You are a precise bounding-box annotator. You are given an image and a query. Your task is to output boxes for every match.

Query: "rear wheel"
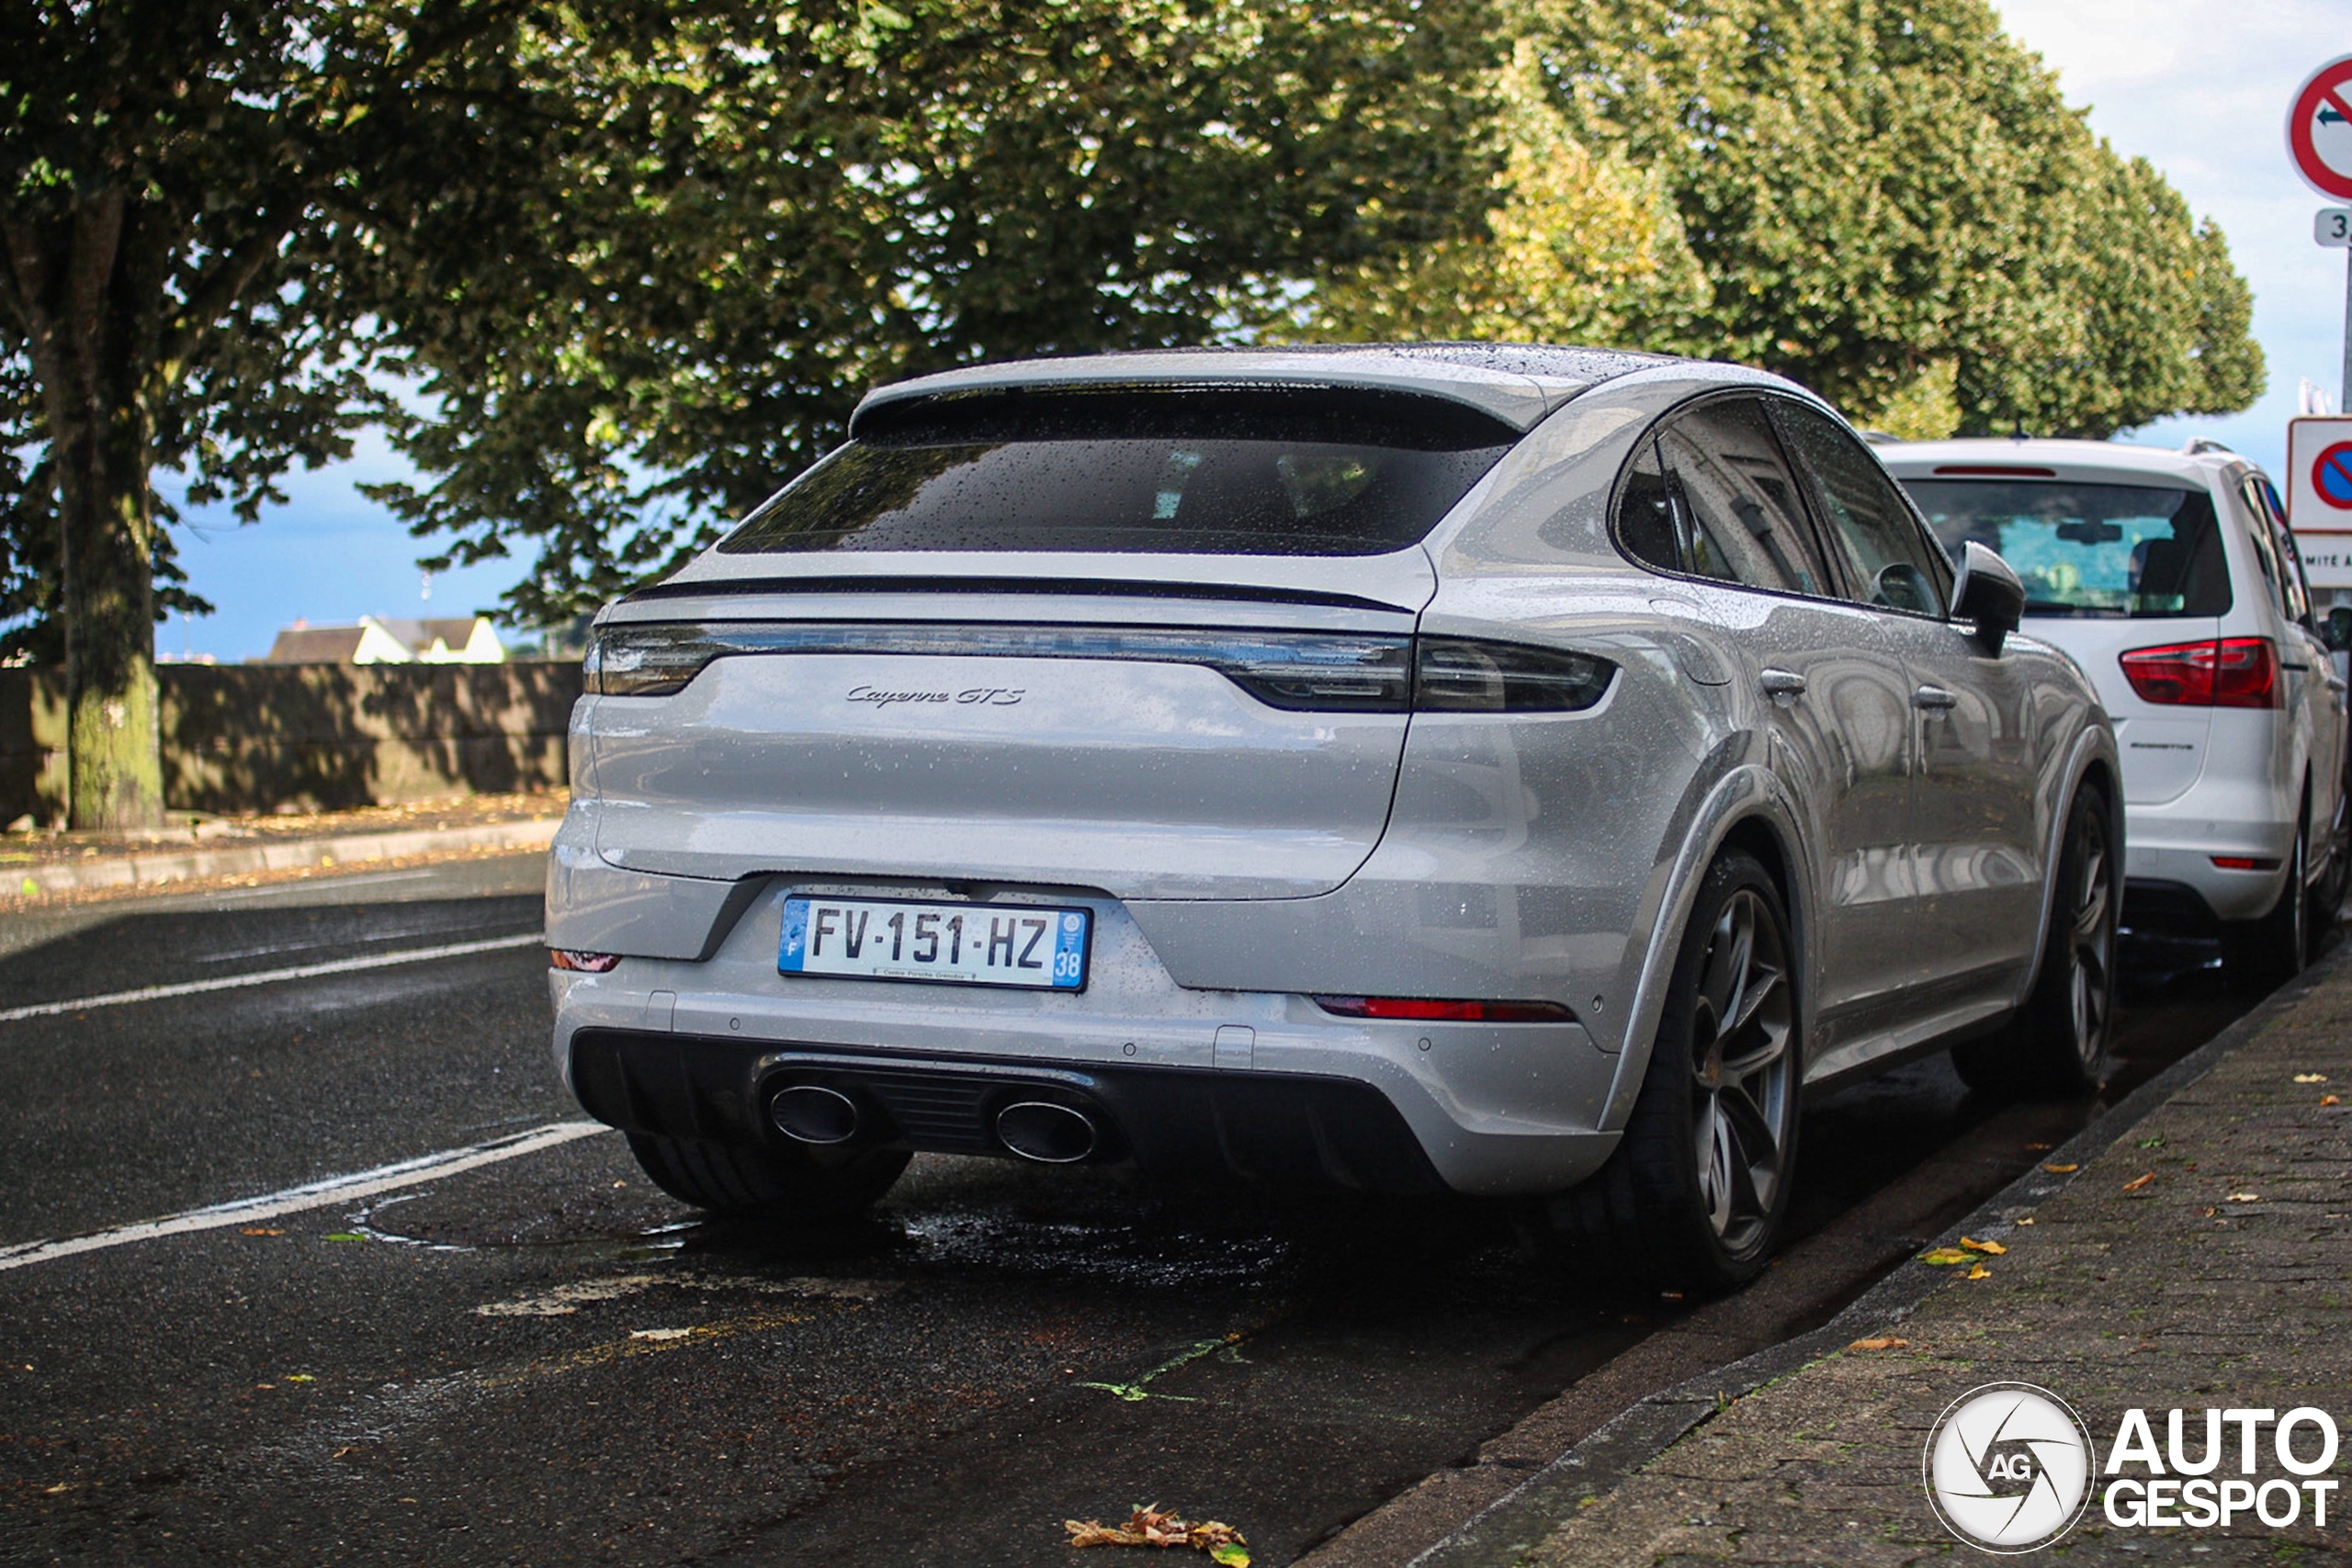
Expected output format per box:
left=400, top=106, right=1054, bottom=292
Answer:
left=1537, top=851, right=1799, bottom=1293
left=626, top=1133, right=910, bottom=1221
left=2222, top=807, right=2309, bottom=987
left=1953, top=786, right=2115, bottom=1098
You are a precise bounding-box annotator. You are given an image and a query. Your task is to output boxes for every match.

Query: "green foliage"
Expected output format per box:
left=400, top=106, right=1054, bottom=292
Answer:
left=363, top=0, right=1504, bottom=624
left=1281, top=0, right=2263, bottom=441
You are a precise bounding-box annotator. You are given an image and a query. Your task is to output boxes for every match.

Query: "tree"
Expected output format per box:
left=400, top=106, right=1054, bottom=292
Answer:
left=0, top=0, right=616, bottom=829
left=2, top=2, right=1500, bottom=827
left=366, top=0, right=1501, bottom=626
left=1281, top=0, right=2263, bottom=440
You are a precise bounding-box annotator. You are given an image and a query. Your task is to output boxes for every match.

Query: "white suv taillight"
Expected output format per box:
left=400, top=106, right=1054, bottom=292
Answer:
left=2117, top=637, right=2279, bottom=709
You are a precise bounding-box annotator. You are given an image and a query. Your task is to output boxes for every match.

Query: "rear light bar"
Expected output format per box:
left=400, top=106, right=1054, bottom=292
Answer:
left=2117, top=637, right=2280, bottom=709
left=2210, top=856, right=2281, bottom=872
left=1313, top=996, right=1577, bottom=1021
left=1930, top=464, right=2058, bottom=477
left=584, top=623, right=1615, bottom=714
left=549, top=950, right=622, bottom=972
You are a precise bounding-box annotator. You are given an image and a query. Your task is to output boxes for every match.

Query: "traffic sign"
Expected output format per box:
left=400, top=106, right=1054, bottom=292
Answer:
left=2317, top=442, right=2352, bottom=510
left=2322, top=209, right=2352, bottom=248
left=2289, top=55, right=2352, bottom=199
left=2288, top=418, right=2352, bottom=532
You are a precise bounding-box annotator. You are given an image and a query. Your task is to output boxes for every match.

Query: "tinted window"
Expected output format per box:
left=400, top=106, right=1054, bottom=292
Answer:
left=1771, top=402, right=1951, bottom=615
left=718, top=389, right=1515, bottom=558
left=1903, top=479, right=2228, bottom=617
left=1624, top=399, right=1833, bottom=595
left=2245, top=476, right=2312, bottom=624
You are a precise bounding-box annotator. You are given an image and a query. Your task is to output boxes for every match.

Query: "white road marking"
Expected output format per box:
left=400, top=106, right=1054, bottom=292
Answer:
left=0, top=1120, right=610, bottom=1273
left=0, top=931, right=545, bottom=1023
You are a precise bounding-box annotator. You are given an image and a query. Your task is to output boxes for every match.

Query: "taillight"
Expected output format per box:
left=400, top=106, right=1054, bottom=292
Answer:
left=1412, top=638, right=1614, bottom=713
left=2118, top=638, right=2279, bottom=708
left=1313, top=996, right=1577, bottom=1021
left=583, top=622, right=1616, bottom=713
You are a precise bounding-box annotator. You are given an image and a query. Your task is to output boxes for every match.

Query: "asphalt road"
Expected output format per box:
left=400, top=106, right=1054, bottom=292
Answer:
left=0, top=857, right=2261, bottom=1566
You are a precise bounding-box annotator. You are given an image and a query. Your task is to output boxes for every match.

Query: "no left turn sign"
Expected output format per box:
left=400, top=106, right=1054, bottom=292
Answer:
left=2289, top=54, right=2352, bottom=200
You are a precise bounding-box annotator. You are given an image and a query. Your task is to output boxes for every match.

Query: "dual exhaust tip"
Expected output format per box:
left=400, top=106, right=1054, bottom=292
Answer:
left=767, top=1083, right=1099, bottom=1165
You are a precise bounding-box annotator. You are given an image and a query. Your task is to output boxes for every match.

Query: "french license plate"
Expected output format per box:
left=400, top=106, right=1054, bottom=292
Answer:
left=778, top=897, right=1091, bottom=991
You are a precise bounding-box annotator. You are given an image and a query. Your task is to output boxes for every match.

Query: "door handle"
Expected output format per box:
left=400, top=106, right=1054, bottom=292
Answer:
left=1913, top=685, right=1958, bottom=713
left=1758, top=669, right=1807, bottom=706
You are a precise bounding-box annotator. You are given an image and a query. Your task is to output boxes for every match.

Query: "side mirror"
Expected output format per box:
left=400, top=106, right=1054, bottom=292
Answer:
left=1951, top=540, right=2025, bottom=655
left=2325, top=605, right=2352, bottom=653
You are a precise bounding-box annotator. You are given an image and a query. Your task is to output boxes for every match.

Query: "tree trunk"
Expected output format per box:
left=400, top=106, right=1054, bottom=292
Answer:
left=3, top=190, right=167, bottom=833
left=59, top=413, right=164, bottom=834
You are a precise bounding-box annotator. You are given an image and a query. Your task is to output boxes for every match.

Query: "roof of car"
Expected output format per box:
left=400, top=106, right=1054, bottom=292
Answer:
left=1875, top=436, right=2253, bottom=488
left=852, top=344, right=1688, bottom=434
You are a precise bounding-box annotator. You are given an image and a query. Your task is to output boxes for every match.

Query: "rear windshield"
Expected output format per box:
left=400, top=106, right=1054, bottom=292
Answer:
left=1899, top=479, right=2230, bottom=617
left=718, top=388, right=1517, bottom=557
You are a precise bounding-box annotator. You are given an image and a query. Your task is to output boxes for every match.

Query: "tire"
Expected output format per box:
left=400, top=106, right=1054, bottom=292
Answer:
left=2222, top=807, right=2309, bottom=988
left=1952, top=786, right=2117, bottom=1098
left=626, top=1132, right=910, bottom=1221
left=1537, top=851, right=1801, bottom=1293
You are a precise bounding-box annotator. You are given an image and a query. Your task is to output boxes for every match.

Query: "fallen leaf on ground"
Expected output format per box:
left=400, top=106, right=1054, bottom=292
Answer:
left=2025, top=1142, right=2052, bottom=1151
left=2295, top=1073, right=2330, bottom=1084
left=2226, top=1192, right=2260, bottom=1202
left=240, top=1227, right=282, bottom=1236
left=322, top=1232, right=364, bottom=1242
left=285, top=1373, right=314, bottom=1382
left=1918, top=1247, right=1971, bottom=1266
left=2042, top=1163, right=2079, bottom=1173
left=2121, top=1172, right=2157, bottom=1191
left=2324, top=1096, right=2342, bottom=1107
left=628, top=1327, right=693, bottom=1342
left=1960, top=1236, right=2007, bottom=1255
left=1848, top=1337, right=1911, bottom=1351
left=1066, top=1506, right=1247, bottom=1562
left=2017, top=1217, right=2035, bottom=1225
left=1966, top=1264, right=1992, bottom=1280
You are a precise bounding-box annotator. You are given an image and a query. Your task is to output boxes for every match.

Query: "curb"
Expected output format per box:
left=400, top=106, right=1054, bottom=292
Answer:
left=1407, top=953, right=2339, bottom=1568
left=7, top=817, right=561, bottom=898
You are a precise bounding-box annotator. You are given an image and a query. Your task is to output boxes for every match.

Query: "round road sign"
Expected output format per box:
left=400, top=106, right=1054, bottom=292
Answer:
left=2314, top=442, right=2352, bottom=511
left=2289, top=55, right=2352, bottom=200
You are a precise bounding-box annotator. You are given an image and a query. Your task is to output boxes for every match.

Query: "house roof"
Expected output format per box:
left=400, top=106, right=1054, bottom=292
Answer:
left=264, top=626, right=368, bottom=664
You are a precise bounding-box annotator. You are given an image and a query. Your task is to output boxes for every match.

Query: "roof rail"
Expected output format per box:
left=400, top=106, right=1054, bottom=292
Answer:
left=2180, top=437, right=2236, bottom=457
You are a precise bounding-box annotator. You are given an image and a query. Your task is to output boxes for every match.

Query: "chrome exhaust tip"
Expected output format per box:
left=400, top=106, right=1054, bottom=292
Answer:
left=769, top=1084, right=862, bottom=1145
left=994, top=1100, right=1099, bottom=1164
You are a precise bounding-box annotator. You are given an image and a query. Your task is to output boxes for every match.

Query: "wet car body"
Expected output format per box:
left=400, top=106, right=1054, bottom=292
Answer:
left=546, top=345, right=2119, bottom=1280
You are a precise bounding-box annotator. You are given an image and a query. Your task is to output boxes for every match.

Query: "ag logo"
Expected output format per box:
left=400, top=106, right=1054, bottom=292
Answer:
left=1923, top=1382, right=2096, bottom=1552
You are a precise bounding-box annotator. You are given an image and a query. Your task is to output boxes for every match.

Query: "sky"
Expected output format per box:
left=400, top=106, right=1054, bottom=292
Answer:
left=155, top=4, right=2352, bottom=662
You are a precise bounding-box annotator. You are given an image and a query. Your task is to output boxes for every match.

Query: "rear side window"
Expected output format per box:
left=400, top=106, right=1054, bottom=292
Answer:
left=1618, top=398, right=1833, bottom=597
left=1902, top=479, right=2231, bottom=618
left=1770, top=401, right=1951, bottom=615
left=718, top=388, right=1517, bottom=558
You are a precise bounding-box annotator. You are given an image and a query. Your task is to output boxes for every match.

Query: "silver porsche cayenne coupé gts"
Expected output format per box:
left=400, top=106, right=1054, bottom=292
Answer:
left=547, top=344, right=2121, bottom=1290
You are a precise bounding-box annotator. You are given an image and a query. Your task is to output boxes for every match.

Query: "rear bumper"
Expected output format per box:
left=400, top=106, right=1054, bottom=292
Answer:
left=2120, top=783, right=2296, bottom=925
left=571, top=1028, right=1455, bottom=1195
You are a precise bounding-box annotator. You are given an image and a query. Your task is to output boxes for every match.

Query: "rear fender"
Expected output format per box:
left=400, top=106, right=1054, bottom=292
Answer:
left=1596, top=765, right=1818, bottom=1134
left=2010, top=722, right=2126, bottom=1008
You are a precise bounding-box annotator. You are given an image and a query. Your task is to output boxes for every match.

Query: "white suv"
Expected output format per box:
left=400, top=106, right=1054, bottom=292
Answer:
left=1883, top=438, right=2348, bottom=980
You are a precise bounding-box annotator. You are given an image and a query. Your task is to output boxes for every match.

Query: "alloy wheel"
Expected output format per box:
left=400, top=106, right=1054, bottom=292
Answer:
left=1687, top=888, right=1795, bottom=1254
left=2067, top=818, right=2115, bottom=1068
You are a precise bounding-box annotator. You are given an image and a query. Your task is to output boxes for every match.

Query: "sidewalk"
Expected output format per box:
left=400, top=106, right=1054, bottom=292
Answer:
left=1422, top=955, right=2352, bottom=1566
left=0, top=791, right=566, bottom=902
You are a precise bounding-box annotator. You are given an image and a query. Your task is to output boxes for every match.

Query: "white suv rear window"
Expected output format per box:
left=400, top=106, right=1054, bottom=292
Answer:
left=1901, top=479, right=2229, bottom=617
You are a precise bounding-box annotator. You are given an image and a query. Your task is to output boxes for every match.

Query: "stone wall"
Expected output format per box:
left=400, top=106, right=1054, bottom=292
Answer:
left=0, top=661, right=582, bottom=822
